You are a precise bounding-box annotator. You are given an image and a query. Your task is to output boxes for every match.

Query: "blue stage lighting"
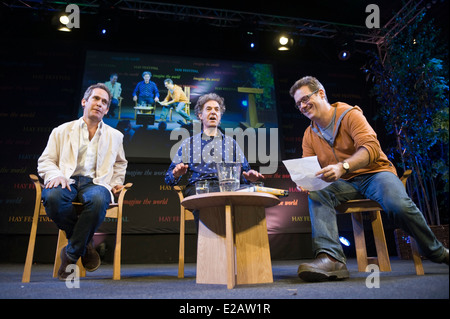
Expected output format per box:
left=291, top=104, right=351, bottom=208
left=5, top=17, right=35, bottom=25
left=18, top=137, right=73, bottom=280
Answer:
left=339, top=236, right=350, bottom=246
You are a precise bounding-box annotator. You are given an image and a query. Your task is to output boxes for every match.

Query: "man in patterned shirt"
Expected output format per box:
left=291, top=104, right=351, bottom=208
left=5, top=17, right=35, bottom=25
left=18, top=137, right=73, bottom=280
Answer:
left=165, top=93, right=263, bottom=202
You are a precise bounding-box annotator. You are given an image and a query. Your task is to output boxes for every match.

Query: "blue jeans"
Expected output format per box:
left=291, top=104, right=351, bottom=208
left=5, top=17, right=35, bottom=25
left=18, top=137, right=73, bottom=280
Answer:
left=42, top=176, right=111, bottom=261
left=160, top=102, right=191, bottom=122
left=308, top=171, right=444, bottom=264
left=137, top=96, right=154, bottom=106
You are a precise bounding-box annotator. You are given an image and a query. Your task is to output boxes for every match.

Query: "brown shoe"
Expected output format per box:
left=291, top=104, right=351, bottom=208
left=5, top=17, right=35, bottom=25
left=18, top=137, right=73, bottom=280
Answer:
left=58, top=246, right=77, bottom=281
left=298, top=253, right=349, bottom=282
left=81, top=242, right=101, bottom=272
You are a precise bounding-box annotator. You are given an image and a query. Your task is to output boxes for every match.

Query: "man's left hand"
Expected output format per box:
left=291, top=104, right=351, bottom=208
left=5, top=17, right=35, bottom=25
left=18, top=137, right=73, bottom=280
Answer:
left=243, top=170, right=265, bottom=183
left=112, top=185, right=125, bottom=196
left=316, top=164, right=344, bottom=182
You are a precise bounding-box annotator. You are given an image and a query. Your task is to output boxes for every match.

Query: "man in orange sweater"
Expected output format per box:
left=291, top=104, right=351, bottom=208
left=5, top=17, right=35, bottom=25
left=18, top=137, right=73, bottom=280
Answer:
left=159, top=78, right=192, bottom=124
left=290, top=76, right=448, bottom=282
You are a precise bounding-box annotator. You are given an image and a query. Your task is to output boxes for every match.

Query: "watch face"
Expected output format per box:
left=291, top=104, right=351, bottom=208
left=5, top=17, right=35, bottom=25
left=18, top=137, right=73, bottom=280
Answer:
left=343, top=162, right=350, bottom=170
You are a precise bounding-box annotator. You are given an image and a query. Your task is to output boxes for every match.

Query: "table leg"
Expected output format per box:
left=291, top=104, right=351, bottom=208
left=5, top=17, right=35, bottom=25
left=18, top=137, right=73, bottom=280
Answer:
left=225, top=204, right=236, bottom=289
left=235, top=206, right=273, bottom=285
left=196, top=207, right=228, bottom=285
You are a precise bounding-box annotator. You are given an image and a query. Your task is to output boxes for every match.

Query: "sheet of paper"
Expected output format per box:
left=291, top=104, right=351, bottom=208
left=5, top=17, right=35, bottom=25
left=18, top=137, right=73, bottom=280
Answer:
left=282, top=156, right=332, bottom=191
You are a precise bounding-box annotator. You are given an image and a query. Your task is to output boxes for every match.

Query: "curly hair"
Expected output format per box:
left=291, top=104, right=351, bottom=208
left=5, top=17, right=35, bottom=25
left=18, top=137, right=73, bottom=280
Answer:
left=194, top=93, right=226, bottom=119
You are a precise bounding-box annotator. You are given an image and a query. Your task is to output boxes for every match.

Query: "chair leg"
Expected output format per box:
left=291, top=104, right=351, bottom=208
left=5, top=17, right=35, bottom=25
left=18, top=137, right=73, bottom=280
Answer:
left=351, top=212, right=369, bottom=272
left=370, top=211, right=391, bottom=272
left=22, top=202, right=41, bottom=283
left=53, top=230, right=67, bottom=278
left=178, top=210, right=186, bottom=279
left=410, top=237, right=425, bottom=275
left=53, top=230, right=85, bottom=278
left=113, top=211, right=123, bottom=280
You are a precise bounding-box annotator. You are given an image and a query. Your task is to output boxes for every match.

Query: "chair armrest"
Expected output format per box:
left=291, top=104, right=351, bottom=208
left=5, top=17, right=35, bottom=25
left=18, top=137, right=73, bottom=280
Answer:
left=29, top=174, right=44, bottom=192
left=173, top=185, right=185, bottom=202
left=116, top=183, right=133, bottom=206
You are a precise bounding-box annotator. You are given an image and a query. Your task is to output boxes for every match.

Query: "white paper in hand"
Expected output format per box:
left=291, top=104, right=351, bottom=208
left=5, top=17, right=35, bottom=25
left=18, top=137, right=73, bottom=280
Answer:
left=282, top=156, right=332, bottom=191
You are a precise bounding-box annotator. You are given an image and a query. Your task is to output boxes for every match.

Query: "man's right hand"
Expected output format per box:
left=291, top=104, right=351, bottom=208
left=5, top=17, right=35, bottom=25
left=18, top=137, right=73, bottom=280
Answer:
left=172, top=163, right=188, bottom=179
left=45, top=176, right=71, bottom=191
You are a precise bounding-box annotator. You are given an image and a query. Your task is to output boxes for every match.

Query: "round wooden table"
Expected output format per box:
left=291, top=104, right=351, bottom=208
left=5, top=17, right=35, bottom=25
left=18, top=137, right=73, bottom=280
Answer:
left=182, top=192, right=280, bottom=289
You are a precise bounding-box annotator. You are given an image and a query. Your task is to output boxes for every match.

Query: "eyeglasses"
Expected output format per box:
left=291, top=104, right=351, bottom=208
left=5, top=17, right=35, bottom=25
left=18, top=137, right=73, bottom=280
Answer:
left=295, top=89, right=319, bottom=110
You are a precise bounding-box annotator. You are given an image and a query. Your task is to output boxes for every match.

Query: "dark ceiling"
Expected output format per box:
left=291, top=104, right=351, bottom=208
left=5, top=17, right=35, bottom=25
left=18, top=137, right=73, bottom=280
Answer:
left=1, top=0, right=448, bottom=63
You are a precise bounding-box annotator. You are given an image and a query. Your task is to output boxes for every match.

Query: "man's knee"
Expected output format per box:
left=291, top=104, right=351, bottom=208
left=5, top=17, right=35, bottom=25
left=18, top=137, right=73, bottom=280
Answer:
left=42, top=186, right=71, bottom=205
left=81, top=186, right=111, bottom=211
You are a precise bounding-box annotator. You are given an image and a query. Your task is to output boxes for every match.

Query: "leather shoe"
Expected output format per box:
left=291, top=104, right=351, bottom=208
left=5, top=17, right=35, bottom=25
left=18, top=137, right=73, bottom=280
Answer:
left=445, top=248, right=449, bottom=266
left=298, top=253, right=349, bottom=282
left=58, top=246, right=77, bottom=281
left=81, top=242, right=101, bottom=272
left=438, top=248, right=448, bottom=266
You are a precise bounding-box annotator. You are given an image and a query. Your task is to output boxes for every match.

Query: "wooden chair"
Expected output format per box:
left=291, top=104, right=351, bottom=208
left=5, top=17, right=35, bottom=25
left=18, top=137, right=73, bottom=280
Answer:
left=173, top=185, right=195, bottom=278
left=335, top=170, right=424, bottom=275
left=169, top=86, right=191, bottom=122
left=22, top=174, right=132, bottom=283
left=117, top=96, right=124, bottom=119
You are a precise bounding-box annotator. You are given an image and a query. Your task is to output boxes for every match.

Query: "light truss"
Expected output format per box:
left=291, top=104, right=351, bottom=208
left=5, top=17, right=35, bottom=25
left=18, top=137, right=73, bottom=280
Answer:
left=3, top=0, right=426, bottom=50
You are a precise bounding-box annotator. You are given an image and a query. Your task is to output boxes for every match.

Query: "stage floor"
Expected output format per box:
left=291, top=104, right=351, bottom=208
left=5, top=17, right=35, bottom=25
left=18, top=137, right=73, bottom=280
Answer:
left=1, top=258, right=448, bottom=300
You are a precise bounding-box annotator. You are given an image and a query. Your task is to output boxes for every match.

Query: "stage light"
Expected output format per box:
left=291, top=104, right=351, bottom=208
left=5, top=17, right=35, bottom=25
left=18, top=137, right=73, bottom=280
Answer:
left=334, top=32, right=354, bottom=61
left=242, top=30, right=259, bottom=50
left=338, top=50, right=351, bottom=61
left=52, top=12, right=72, bottom=32
left=58, top=26, right=72, bottom=32
left=276, top=34, right=293, bottom=51
left=339, top=236, right=351, bottom=247
left=59, top=15, right=70, bottom=25
left=279, top=36, right=289, bottom=46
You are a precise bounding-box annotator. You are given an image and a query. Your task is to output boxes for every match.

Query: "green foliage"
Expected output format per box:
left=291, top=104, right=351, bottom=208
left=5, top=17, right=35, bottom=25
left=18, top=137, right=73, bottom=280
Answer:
left=249, top=64, right=275, bottom=110
left=364, top=13, right=449, bottom=224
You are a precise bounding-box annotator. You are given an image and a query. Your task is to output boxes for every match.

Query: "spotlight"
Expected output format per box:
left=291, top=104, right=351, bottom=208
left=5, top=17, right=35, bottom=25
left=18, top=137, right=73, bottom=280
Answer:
left=334, top=32, right=355, bottom=61
left=59, top=15, right=70, bottom=25
left=338, top=50, right=351, bottom=61
left=58, top=26, right=72, bottom=32
left=279, top=36, right=289, bottom=45
left=276, top=34, right=293, bottom=51
left=52, top=12, right=72, bottom=32
left=242, top=30, right=259, bottom=50
left=339, top=236, right=351, bottom=247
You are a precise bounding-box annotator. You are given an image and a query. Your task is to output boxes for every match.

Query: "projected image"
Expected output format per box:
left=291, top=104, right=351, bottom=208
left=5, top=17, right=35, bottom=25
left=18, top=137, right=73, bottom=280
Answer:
left=79, top=50, right=279, bottom=161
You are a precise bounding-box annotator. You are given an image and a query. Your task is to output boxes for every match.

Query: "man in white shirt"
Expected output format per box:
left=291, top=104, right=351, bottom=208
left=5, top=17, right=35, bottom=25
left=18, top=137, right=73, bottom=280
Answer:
left=38, top=83, right=128, bottom=280
left=104, top=73, right=122, bottom=118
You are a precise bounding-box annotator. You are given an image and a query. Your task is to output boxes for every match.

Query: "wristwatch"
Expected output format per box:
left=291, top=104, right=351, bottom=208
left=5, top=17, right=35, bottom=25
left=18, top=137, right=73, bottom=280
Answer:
left=342, top=160, right=350, bottom=173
